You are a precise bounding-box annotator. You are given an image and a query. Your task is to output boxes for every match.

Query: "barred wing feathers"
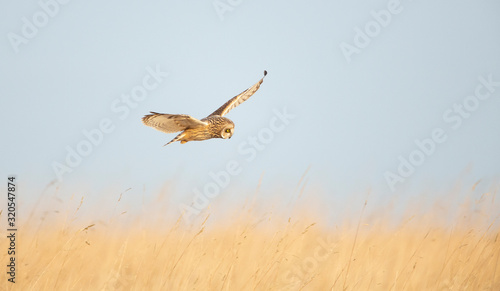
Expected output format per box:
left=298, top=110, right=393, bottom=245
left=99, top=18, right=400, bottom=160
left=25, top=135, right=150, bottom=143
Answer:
left=142, top=112, right=207, bottom=133
left=209, top=70, right=267, bottom=117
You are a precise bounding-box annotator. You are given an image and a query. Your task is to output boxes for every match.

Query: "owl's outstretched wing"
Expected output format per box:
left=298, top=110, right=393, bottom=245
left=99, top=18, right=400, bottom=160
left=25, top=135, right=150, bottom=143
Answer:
left=142, top=112, right=207, bottom=133
left=209, top=70, right=267, bottom=117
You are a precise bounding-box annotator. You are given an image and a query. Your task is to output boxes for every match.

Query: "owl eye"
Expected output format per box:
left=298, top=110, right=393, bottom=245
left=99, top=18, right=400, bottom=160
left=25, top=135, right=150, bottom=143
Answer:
left=225, top=129, right=231, bottom=133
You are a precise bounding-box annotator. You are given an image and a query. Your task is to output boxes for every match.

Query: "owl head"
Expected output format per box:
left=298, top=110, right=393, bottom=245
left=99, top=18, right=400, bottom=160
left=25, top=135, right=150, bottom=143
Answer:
left=219, top=118, right=235, bottom=139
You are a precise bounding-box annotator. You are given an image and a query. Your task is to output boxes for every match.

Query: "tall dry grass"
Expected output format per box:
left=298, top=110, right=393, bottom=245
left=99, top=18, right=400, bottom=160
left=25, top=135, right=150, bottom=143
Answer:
left=1, top=183, right=499, bottom=291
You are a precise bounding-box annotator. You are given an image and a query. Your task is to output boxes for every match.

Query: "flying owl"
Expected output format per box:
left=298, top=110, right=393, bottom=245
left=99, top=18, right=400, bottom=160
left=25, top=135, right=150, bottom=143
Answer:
left=142, top=70, right=267, bottom=146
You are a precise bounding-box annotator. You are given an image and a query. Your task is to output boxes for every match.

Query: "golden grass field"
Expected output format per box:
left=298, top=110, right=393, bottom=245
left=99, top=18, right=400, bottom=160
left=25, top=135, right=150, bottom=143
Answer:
left=2, top=182, right=499, bottom=291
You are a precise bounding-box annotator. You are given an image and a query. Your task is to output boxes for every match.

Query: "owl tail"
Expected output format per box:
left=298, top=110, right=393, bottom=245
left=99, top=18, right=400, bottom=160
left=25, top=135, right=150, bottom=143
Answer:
left=163, top=133, right=184, bottom=146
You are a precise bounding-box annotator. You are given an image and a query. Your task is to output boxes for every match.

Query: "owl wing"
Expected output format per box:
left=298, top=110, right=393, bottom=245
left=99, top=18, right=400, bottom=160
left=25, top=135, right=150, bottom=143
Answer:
left=142, top=112, right=207, bottom=133
left=208, top=70, right=267, bottom=117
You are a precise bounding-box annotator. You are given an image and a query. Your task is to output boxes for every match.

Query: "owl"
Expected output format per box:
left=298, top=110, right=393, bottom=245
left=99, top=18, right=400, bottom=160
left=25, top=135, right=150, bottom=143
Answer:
left=142, top=70, right=267, bottom=146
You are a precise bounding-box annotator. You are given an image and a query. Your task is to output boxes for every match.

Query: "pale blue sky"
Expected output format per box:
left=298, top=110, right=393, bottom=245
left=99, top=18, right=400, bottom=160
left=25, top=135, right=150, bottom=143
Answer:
left=1, top=0, right=500, bottom=216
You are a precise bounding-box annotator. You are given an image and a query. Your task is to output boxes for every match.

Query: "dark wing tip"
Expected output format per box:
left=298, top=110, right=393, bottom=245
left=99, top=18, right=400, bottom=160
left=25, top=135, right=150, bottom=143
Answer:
left=142, top=111, right=162, bottom=124
left=264, top=70, right=268, bottom=76
left=141, top=114, right=150, bottom=124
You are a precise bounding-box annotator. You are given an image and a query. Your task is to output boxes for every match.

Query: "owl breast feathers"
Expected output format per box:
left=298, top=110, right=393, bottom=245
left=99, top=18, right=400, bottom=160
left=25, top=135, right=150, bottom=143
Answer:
left=142, top=70, right=267, bottom=146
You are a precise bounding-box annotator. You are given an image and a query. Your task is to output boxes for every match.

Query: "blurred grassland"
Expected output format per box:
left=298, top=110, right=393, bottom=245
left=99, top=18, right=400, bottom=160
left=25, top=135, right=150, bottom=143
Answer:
left=1, top=183, right=499, bottom=291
